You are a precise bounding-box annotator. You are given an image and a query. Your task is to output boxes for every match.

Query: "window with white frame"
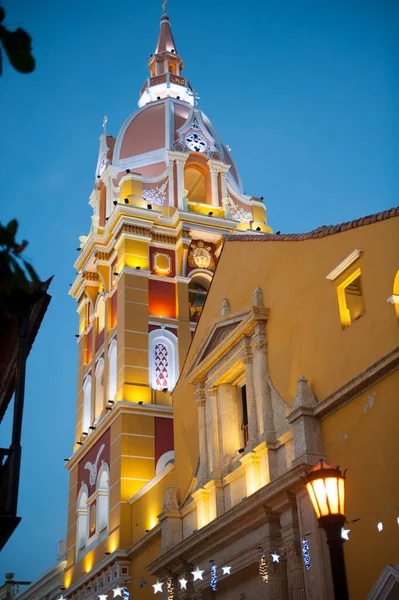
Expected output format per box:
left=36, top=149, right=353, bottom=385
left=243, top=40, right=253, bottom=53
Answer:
left=94, top=359, right=105, bottom=420
left=96, top=463, right=109, bottom=534
left=82, top=376, right=92, bottom=433
left=149, top=329, right=178, bottom=391
left=108, top=339, right=117, bottom=402
left=76, top=484, right=88, bottom=555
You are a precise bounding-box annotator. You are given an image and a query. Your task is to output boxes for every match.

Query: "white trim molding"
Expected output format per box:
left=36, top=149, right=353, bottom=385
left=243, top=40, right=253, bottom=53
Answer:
left=326, top=249, right=363, bottom=280
left=367, top=564, right=399, bottom=599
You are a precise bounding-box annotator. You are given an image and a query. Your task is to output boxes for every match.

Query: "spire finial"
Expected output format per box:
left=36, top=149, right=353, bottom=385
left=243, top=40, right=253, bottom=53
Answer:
left=162, top=0, right=168, bottom=16
left=102, top=114, right=108, bottom=134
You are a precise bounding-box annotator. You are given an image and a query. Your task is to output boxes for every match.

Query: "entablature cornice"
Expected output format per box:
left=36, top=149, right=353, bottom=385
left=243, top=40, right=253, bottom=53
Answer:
left=146, top=463, right=309, bottom=575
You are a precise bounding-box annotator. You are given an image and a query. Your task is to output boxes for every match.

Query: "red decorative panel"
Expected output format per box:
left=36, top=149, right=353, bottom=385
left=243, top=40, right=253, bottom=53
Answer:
left=154, top=417, right=174, bottom=466
left=154, top=343, right=169, bottom=389
left=95, top=328, right=105, bottom=352
left=149, top=246, right=176, bottom=277
left=148, top=279, right=176, bottom=319
left=78, top=428, right=110, bottom=496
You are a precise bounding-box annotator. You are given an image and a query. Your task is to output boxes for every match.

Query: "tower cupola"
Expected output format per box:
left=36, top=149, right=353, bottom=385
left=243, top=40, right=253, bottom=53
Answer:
left=138, top=6, right=194, bottom=107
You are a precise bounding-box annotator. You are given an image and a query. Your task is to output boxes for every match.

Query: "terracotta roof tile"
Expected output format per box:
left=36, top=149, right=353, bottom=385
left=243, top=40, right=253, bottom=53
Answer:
left=228, top=206, right=399, bottom=242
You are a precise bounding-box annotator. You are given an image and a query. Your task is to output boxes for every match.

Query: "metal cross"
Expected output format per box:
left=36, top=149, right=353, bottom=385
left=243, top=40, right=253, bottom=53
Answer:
left=102, top=114, right=108, bottom=132
left=188, top=88, right=200, bottom=107
left=162, top=0, right=168, bottom=15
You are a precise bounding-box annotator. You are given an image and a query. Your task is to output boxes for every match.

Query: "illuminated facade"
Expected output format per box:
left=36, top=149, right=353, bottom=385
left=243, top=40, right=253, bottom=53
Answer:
left=19, top=8, right=399, bottom=600
left=63, top=7, right=271, bottom=599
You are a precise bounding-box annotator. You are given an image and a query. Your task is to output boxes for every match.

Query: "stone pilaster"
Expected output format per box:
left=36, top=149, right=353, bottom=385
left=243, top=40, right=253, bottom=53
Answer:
left=267, top=553, right=289, bottom=600
left=279, top=494, right=306, bottom=600
left=205, top=386, right=222, bottom=479
left=195, top=382, right=208, bottom=486
left=241, top=346, right=258, bottom=451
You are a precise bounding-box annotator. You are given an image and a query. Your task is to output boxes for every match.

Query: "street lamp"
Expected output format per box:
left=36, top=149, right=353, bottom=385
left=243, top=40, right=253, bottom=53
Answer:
left=305, top=459, right=349, bottom=600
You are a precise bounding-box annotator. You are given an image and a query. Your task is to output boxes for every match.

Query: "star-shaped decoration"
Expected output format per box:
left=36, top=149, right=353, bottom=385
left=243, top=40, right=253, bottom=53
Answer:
left=98, top=595, right=108, bottom=600
left=221, top=566, right=232, bottom=575
left=152, top=580, right=163, bottom=594
left=191, top=566, right=205, bottom=581
left=112, top=588, right=123, bottom=598
left=57, top=596, right=65, bottom=600
left=139, top=578, right=148, bottom=588
left=341, top=527, right=350, bottom=540
left=271, top=553, right=280, bottom=563
left=179, top=578, right=188, bottom=590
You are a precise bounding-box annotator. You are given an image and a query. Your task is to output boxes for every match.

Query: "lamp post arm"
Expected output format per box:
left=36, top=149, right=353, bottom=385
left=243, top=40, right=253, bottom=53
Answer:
left=324, top=523, right=349, bottom=600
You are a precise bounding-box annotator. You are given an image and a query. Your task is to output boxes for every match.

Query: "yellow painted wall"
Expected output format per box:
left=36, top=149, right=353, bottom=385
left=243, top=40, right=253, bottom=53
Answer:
left=323, top=372, right=399, bottom=599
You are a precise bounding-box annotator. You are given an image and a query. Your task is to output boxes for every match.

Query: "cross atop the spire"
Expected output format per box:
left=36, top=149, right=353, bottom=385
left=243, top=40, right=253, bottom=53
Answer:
left=162, top=0, right=168, bottom=17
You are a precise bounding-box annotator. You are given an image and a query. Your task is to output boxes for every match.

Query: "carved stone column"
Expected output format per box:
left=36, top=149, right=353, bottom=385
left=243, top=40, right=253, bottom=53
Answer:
left=89, top=190, right=101, bottom=233
left=218, top=383, right=241, bottom=472
left=205, top=386, right=222, bottom=479
left=252, top=322, right=276, bottom=443
left=241, top=346, right=258, bottom=450
left=195, top=382, right=208, bottom=486
left=279, top=494, right=306, bottom=600
left=267, top=554, right=289, bottom=600
left=219, top=164, right=230, bottom=200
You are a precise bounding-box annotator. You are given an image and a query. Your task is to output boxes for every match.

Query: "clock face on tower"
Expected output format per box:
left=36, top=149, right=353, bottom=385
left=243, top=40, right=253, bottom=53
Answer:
left=184, top=131, right=207, bottom=153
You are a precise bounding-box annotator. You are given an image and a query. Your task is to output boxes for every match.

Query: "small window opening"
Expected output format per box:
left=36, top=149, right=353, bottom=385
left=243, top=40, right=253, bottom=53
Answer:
left=188, top=274, right=211, bottom=322
left=241, top=385, right=249, bottom=446
left=337, top=268, right=366, bottom=329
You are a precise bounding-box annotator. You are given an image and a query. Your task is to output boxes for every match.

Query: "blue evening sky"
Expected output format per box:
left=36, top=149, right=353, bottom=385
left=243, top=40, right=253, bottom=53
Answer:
left=0, top=0, right=397, bottom=581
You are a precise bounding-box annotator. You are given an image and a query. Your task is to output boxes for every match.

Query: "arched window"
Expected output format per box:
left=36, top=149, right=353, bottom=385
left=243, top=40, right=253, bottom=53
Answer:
left=83, top=376, right=92, bottom=433
left=392, top=270, right=399, bottom=321
left=96, top=295, right=106, bottom=334
left=76, top=484, right=88, bottom=555
left=108, top=339, right=117, bottom=402
left=95, top=359, right=105, bottom=420
left=184, top=164, right=208, bottom=204
left=149, top=329, right=178, bottom=391
left=188, top=272, right=212, bottom=322
left=96, top=463, right=109, bottom=534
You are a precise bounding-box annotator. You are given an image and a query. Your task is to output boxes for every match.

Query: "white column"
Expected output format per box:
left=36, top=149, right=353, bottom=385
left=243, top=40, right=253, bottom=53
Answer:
left=89, top=190, right=101, bottom=234
left=167, top=155, right=175, bottom=207
left=195, top=382, right=208, bottom=486
left=220, top=165, right=230, bottom=200
left=206, top=386, right=222, bottom=479
left=241, top=347, right=258, bottom=451
left=209, top=163, right=220, bottom=207
left=218, top=383, right=241, bottom=471
left=175, top=156, right=188, bottom=210
left=104, top=171, right=113, bottom=218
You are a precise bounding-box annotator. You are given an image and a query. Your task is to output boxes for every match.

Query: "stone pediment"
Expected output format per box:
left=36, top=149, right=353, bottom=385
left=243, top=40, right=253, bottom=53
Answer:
left=187, top=305, right=268, bottom=382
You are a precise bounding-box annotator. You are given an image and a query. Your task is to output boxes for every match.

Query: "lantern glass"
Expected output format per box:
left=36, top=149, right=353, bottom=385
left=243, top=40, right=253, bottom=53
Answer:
left=305, top=460, right=346, bottom=520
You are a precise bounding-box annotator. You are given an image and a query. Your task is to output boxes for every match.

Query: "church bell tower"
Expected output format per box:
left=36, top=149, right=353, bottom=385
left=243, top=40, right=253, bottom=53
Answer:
left=65, top=5, right=271, bottom=593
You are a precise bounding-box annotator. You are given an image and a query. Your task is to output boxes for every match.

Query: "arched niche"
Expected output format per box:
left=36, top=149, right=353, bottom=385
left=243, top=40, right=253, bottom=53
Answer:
left=108, top=338, right=117, bottom=402
left=149, top=329, right=178, bottom=391
left=94, top=358, right=105, bottom=420
left=188, top=271, right=212, bottom=321
left=184, top=157, right=211, bottom=204
left=76, top=483, right=88, bottom=555
left=82, top=375, right=92, bottom=433
left=96, top=463, right=109, bottom=534
left=95, top=295, right=106, bottom=334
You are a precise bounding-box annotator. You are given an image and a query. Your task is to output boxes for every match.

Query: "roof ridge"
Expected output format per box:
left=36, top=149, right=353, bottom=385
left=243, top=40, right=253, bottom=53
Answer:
left=228, top=206, right=399, bottom=242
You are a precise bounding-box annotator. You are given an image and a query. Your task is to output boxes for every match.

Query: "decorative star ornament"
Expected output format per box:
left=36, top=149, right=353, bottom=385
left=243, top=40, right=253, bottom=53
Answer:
left=191, top=566, right=205, bottom=581
left=152, top=580, right=164, bottom=594
left=341, top=527, right=350, bottom=540
left=139, top=578, right=148, bottom=588
left=98, top=596, right=108, bottom=600
left=222, top=566, right=232, bottom=575
left=271, top=553, right=280, bottom=563
left=112, top=588, right=123, bottom=598
left=179, top=578, right=188, bottom=590
left=57, top=596, right=65, bottom=600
